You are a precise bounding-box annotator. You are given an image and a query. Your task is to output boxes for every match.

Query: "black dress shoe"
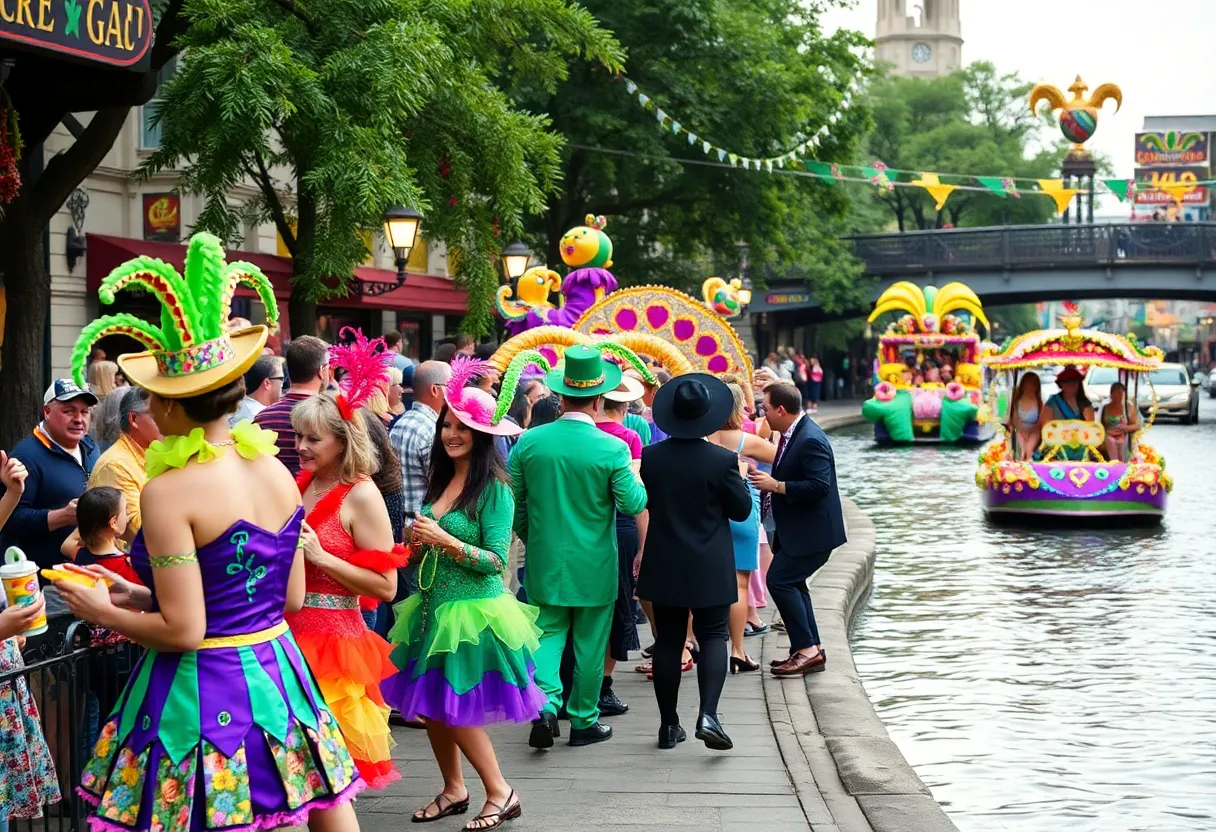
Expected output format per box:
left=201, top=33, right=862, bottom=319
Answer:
left=657, top=724, right=687, bottom=749
left=695, top=713, right=733, bottom=751
left=528, top=713, right=560, bottom=749
left=568, top=722, right=613, bottom=746
left=598, top=691, right=629, bottom=716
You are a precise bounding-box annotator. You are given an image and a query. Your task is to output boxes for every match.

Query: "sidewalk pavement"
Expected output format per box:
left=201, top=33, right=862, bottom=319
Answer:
left=360, top=628, right=809, bottom=832
left=808, top=402, right=864, bottom=433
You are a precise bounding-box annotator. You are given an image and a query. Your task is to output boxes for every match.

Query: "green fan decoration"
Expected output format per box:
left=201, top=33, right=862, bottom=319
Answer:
left=72, top=233, right=279, bottom=388
left=492, top=350, right=552, bottom=426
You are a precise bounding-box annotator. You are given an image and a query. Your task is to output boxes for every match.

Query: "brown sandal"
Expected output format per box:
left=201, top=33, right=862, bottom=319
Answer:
left=465, top=791, right=521, bottom=831
left=412, top=792, right=470, bottom=823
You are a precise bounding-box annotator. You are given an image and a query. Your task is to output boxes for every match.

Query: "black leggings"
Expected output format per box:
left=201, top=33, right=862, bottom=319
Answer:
left=651, top=603, right=731, bottom=727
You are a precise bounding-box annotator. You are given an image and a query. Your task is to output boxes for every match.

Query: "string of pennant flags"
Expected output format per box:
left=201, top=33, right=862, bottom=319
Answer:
left=619, top=65, right=862, bottom=172
left=620, top=76, right=1207, bottom=213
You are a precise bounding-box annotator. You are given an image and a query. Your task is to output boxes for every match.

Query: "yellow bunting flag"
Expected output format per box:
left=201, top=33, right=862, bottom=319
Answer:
left=911, top=173, right=957, bottom=210
left=1161, top=182, right=1196, bottom=205
left=1037, top=179, right=1080, bottom=215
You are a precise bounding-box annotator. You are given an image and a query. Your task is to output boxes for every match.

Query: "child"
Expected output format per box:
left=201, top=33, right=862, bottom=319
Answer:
left=0, top=451, right=62, bottom=831
left=73, top=487, right=140, bottom=587
left=1101, top=382, right=1139, bottom=462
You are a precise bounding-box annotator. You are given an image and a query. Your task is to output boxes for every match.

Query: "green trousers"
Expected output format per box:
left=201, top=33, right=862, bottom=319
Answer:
left=532, top=603, right=613, bottom=730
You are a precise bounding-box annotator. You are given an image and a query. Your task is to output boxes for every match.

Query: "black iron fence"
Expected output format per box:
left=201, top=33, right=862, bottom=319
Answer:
left=2, top=622, right=140, bottom=832
left=847, top=223, right=1216, bottom=276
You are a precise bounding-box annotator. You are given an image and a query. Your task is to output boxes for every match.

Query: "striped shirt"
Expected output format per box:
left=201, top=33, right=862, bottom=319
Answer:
left=253, top=391, right=312, bottom=476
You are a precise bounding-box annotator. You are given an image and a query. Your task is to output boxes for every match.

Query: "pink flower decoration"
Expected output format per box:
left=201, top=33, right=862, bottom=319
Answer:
left=874, top=381, right=897, bottom=402
left=946, top=381, right=966, bottom=401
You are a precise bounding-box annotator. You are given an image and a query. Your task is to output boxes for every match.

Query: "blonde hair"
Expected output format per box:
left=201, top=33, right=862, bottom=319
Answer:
left=723, top=382, right=747, bottom=430
left=386, top=367, right=403, bottom=386
left=88, top=360, right=120, bottom=397
left=290, top=393, right=378, bottom=483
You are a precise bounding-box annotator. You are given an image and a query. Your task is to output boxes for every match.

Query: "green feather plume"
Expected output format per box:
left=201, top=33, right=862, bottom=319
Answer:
left=222, top=262, right=280, bottom=329
left=98, top=256, right=198, bottom=350
left=182, top=233, right=230, bottom=341
left=492, top=350, right=552, bottom=425
left=71, top=315, right=167, bottom=386
left=597, top=342, right=656, bottom=384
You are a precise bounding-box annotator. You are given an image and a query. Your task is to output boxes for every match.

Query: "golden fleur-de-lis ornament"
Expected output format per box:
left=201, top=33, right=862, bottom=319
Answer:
left=1030, top=76, right=1122, bottom=151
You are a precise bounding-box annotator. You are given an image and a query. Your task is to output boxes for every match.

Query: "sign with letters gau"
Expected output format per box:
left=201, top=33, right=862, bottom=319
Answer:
left=0, top=0, right=152, bottom=68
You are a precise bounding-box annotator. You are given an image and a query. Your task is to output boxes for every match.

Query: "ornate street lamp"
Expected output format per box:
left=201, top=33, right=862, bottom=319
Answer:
left=355, top=205, right=423, bottom=297
left=501, top=240, right=532, bottom=282
left=66, top=188, right=90, bottom=272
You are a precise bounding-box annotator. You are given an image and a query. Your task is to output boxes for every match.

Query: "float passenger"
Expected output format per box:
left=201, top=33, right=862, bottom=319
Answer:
left=1041, top=366, right=1095, bottom=461
left=1100, top=381, right=1139, bottom=462
left=1009, top=373, right=1044, bottom=461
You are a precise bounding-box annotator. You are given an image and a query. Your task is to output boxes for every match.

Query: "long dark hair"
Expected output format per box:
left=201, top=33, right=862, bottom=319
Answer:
left=423, top=404, right=507, bottom=519
left=361, top=410, right=403, bottom=496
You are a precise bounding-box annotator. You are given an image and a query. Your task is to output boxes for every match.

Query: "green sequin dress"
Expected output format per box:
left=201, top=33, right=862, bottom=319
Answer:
left=382, top=480, right=547, bottom=725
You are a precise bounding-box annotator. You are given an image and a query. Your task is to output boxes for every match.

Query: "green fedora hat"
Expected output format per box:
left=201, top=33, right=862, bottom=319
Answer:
left=546, top=344, right=623, bottom=398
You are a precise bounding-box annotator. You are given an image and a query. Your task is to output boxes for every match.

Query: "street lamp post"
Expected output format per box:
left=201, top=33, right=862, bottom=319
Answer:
left=501, top=240, right=532, bottom=282
left=354, top=205, right=423, bottom=297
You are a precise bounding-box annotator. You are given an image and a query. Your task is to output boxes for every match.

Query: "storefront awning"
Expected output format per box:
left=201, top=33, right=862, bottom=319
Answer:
left=86, top=234, right=468, bottom=314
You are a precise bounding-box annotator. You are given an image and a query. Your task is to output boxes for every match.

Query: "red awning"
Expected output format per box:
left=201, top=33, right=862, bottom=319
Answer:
left=85, top=234, right=467, bottom=313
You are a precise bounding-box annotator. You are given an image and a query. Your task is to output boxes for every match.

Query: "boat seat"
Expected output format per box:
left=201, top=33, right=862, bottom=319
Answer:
left=1041, top=419, right=1105, bottom=450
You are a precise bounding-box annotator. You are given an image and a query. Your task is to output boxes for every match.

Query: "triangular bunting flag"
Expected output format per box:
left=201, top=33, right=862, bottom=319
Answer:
left=704, top=141, right=712, bottom=154
left=765, top=160, right=773, bottom=173
left=1103, top=179, right=1133, bottom=202
left=687, top=132, right=696, bottom=145
left=1162, top=182, right=1196, bottom=205
left=637, top=93, right=650, bottom=107
left=911, top=173, right=958, bottom=211
left=717, top=149, right=726, bottom=162
left=976, top=176, right=1009, bottom=198
left=671, top=121, right=681, bottom=134
left=1036, top=179, right=1080, bottom=215
left=728, top=154, right=738, bottom=166
left=805, top=161, right=835, bottom=183
left=655, top=108, right=667, bottom=124
left=625, top=80, right=638, bottom=95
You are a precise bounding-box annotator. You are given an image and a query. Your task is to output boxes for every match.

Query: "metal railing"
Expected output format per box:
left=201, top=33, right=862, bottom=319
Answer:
left=847, top=223, right=1216, bottom=276
left=2, top=621, right=141, bottom=832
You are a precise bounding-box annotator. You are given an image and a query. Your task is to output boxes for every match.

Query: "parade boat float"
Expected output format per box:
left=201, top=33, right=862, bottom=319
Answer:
left=862, top=282, right=994, bottom=444
left=976, top=305, right=1170, bottom=522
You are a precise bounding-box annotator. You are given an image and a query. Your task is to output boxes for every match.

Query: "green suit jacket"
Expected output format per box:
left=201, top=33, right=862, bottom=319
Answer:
left=508, top=417, right=648, bottom=606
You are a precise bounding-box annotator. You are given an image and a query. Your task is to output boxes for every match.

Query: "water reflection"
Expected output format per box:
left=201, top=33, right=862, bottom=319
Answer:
left=840, top=400, right=1216, bottom=831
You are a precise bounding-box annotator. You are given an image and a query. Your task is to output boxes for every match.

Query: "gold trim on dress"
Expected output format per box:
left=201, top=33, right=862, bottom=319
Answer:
left=198, top=620, right=289, bottom=649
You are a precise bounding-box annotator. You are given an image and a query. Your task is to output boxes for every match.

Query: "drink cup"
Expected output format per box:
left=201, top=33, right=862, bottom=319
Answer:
left=2, top=547, right=49, bottom=637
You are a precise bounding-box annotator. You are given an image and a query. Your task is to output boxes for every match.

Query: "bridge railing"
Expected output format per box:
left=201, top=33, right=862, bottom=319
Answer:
left=847, top=223, right=1216, bottom=276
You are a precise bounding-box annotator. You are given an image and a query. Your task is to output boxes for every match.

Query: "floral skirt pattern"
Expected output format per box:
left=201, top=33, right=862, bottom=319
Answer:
left=77, top=630, right=364, bottom=832
left=0, top=637, right=62, bottom=819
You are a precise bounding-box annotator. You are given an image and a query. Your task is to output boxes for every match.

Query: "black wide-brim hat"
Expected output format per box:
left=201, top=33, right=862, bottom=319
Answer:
left=652, top=372, right=735, bottom=439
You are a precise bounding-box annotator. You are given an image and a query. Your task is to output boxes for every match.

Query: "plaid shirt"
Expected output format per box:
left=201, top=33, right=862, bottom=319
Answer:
left=389, top=402, right=438, bottom=517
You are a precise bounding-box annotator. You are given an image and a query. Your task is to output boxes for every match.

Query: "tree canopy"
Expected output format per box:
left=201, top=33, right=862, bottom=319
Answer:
left=864, top=62, right=1070, bottom=231
left=510, top=0, right=873, bottom=314
left=144, top=0, right=623, bottom=336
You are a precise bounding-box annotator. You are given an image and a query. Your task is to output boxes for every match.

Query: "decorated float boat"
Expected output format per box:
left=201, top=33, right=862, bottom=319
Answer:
left=976, top=306, right=1170, bottom=521
left=862, top=282, right=994, bottom=444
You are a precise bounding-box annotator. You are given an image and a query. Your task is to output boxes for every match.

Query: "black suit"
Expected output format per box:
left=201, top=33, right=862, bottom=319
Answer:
left=639, top=438, right=753, bottom=727
left=766, top=416, right=847, bottom=652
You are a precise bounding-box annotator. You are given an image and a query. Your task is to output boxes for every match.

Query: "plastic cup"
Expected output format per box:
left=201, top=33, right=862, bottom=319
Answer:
left=2, top=546, right=49, bottom=637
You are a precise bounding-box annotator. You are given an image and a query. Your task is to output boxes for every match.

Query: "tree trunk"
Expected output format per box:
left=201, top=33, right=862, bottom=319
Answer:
left=0, top=205, right=50, bottom=451
left=288, top=291, right=317, bottom=338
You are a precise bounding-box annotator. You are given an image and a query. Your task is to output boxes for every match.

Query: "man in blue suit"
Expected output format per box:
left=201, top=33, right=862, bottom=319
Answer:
left=748, top=382, right=847, bottom=677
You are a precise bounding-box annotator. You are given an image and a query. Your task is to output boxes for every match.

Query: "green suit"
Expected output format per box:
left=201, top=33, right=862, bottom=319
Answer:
left=508, top=416, right=648, bottom=728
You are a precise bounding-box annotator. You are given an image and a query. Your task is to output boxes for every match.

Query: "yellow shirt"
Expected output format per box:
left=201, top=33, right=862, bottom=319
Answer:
left=88, top=432, right=148, bottom=538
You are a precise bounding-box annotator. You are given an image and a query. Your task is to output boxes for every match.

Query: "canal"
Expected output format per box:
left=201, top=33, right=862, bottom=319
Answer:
left=838, top=396, right=1216, bottom=831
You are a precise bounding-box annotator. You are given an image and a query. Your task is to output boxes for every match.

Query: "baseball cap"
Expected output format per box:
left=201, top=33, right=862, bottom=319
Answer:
left=44, top=379, right=99, bottom=406
left=401, top=363, right=416, bottom=388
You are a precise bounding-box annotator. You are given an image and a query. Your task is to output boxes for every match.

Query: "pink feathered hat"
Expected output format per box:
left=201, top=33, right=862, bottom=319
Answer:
left=444, top=356, right=523, bottom=437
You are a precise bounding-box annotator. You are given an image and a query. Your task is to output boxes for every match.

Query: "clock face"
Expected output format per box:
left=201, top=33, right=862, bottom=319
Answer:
left=912, top=42, right=933, bottom=64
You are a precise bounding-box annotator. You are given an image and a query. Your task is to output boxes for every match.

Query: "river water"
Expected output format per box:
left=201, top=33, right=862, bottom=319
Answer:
left=838, top=396, right=1216, bottom=831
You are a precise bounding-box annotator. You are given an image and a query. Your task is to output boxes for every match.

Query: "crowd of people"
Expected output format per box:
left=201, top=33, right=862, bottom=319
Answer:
left=894, top=351, right=958, bottom=388
left=0, top=287, right=847, bottom=832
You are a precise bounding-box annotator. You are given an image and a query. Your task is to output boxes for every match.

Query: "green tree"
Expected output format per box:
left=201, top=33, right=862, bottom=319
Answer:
left=0, top=1, right=186, bottom=449
left=511, top=0, right=872, bottom=313
left=986, top=304, right=1040, bottom=339
left=145, top=0, right=622, bottom=337
left=864, top=62, right=1068, bottom=231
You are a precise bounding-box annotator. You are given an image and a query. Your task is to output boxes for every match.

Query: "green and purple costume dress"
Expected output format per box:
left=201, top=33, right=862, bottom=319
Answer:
left=381, top=480, right=546, bottom=725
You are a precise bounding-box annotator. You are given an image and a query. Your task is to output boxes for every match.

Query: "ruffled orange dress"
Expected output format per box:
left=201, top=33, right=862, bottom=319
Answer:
left=287, top=473, right=404, bottom=789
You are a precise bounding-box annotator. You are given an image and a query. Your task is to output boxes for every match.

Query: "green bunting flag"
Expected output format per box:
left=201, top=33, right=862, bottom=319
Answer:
left=976, top=176, right=1009, bottom=198
left=1104, top=179, right=1134, bottom=202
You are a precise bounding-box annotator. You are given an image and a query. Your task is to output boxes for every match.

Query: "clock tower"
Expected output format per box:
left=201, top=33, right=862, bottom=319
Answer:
left=875, top=0, right=963, bottom=78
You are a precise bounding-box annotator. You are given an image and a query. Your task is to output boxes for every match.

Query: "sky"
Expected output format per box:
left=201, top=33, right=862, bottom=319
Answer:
left=820, top=0, right=1216, bottom=212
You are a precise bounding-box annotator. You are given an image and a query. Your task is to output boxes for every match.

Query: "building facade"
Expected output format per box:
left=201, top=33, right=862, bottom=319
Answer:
left=35, top=72, right=466, bottom=379
left=875, top=0, right=963, bottom=78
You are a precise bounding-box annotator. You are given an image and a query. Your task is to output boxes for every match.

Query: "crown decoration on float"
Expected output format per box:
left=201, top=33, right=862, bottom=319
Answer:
left=867, top=281, right=990, bottom=337
left=1030, top=76, right=1122, bottom=150
left=71, top=232, right=279, bottom=398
